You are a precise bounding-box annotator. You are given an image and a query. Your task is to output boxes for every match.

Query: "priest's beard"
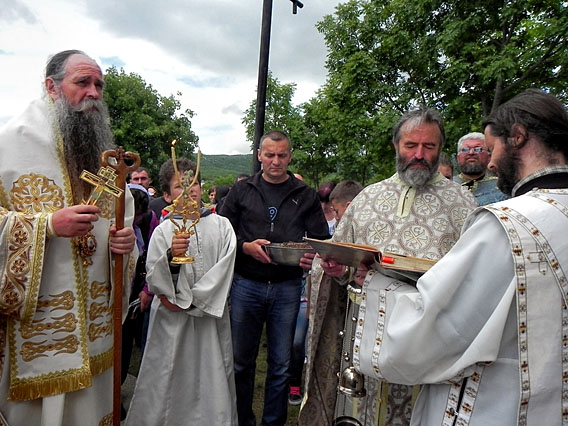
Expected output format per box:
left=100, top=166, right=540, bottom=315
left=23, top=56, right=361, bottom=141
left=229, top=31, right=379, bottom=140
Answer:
left=396, top=151, right=440, bottom=188
left=460, top=160, right=485, bottom=176
left=494, top=143, right=520, bottom=196
left=53, top=96, right=115, bottom=203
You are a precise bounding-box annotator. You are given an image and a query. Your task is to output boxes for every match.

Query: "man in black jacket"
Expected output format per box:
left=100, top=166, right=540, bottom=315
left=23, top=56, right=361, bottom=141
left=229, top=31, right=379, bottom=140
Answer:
left=220, top=130, right=329, bottom=426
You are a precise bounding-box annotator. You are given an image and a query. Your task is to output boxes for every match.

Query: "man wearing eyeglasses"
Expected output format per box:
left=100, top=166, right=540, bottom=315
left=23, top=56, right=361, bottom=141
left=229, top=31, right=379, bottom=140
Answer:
left=454, top=132, right=509, bottom=205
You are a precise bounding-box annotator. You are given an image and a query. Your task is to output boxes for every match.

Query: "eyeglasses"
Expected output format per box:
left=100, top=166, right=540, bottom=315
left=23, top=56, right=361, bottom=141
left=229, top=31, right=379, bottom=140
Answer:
left=459, top=147, right=488, bottom=154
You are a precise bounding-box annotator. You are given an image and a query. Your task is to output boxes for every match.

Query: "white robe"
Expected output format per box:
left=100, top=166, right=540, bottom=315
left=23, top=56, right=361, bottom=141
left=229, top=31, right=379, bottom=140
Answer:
left=125, top=212, right=238, bottom=426
left=355, top=187, right=568, bottom=425
left=0, top=98, right=135, bottom=426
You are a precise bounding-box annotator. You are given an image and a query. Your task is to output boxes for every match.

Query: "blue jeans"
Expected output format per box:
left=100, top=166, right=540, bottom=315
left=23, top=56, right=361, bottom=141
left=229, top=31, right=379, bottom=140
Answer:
left=230, top=273, right=302, bottom=426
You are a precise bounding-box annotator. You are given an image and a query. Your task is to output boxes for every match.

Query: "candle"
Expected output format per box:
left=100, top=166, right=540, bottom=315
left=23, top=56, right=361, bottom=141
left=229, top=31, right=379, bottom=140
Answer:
left=171, top=139, right=180, bottom=178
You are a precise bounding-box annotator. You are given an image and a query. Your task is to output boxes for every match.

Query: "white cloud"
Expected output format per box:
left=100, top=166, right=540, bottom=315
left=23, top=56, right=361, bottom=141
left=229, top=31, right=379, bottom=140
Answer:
left=0, top=0, right=342, bottom=155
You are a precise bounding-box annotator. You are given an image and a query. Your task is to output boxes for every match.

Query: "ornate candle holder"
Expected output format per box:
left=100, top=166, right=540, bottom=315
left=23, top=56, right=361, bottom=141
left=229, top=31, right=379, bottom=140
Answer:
left=168, top=140, right=202, bottom=264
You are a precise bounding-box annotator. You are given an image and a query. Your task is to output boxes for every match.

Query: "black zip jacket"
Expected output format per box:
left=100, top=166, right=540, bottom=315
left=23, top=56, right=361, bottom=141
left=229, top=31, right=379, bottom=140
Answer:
left=219, top=171, right=330, bottom=283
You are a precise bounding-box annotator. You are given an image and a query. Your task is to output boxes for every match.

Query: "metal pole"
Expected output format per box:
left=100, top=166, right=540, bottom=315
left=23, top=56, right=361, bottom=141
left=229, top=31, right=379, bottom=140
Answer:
left=252, top=0, right=273, bottom=174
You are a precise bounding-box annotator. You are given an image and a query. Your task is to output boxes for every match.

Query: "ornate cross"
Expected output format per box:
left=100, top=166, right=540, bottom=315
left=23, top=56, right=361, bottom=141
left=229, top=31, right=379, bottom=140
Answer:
left=80, top=166, right=123, bottom=206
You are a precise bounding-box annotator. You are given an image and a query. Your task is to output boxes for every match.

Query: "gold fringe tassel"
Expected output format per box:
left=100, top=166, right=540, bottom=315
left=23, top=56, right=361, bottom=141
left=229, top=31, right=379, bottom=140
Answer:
left=9, top=348, right=113, bottom=402
left=90, top=348, right=113, bottom=377
left=9, top=369, right=92, bottom=402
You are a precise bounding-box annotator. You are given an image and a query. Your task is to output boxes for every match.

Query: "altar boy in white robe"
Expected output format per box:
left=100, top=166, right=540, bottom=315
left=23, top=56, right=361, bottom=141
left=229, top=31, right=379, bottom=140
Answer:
left=125, top=158, right=238, bottom=425
left=350, top=89, right=568, bottom=426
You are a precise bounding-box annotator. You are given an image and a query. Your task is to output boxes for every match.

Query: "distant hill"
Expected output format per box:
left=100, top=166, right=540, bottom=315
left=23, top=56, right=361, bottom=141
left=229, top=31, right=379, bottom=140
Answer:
left=200, top=154, right=253, bottom=181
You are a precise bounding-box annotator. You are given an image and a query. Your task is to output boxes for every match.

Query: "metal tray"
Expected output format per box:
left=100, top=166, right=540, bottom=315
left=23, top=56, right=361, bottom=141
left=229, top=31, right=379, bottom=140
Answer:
left=263, top=243, right=315, bottom=266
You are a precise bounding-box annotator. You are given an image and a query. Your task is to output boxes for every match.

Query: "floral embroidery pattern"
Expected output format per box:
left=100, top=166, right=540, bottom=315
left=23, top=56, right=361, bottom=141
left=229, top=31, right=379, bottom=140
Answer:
left=10, top=174, right=64, bottom=214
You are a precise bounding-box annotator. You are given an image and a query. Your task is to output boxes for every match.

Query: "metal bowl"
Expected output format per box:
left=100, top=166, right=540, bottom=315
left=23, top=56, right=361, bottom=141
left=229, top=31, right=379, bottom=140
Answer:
left=263, top=243, right=315, bottom=266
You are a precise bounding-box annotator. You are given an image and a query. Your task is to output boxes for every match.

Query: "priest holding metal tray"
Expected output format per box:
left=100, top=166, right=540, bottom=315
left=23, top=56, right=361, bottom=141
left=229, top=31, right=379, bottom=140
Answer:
left=299, top=106, right=477, bottom=426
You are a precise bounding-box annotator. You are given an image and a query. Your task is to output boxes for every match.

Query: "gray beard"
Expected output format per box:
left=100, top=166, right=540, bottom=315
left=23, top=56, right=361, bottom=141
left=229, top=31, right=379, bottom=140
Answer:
left=53, top=97, right=115, bottom=202
left=396, top=152, right=439, bottom=188
left=460, top=161, right=485, bottom=176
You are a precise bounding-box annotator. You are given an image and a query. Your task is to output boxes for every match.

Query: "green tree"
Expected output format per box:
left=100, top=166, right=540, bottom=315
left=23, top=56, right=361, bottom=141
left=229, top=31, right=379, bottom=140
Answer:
left=308, top=0, right=568, bottom=181
left=242, top=71, right=304, bottom=145
left=103, top=67, right=199, bottom=183
left=242, top=72, right=338, bottom=186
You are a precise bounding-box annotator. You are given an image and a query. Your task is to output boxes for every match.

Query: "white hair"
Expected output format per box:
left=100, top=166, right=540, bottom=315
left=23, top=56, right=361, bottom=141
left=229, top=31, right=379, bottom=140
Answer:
left=457, top=132, right=485, bottom=154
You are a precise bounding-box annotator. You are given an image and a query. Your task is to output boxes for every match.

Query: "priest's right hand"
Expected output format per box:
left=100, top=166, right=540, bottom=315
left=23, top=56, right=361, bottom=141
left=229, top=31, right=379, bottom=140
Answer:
left=353, top=263, right=370, bottom=287
left=320, top=259, right=348, bottom=277
left=51, top=205, right=100, bottom=238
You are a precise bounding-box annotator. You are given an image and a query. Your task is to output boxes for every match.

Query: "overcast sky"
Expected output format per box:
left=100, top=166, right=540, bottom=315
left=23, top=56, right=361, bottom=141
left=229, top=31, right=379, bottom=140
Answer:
left=0, top=0, right=343, bottom=155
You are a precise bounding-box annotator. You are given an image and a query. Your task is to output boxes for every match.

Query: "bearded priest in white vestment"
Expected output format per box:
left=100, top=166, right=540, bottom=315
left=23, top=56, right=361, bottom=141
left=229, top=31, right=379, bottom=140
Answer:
left=300, top=107, right=477, bottom=426
left=0, top=50, right=137, bottom=426
left=353, top=89, right=568, bottom=426
left=125, top=159, right=238, bottom=426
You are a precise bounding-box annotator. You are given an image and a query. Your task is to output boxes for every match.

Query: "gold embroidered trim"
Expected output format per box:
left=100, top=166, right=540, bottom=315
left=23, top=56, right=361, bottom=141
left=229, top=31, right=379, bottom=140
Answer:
left=90, top=280, right=110, bottom=299
left=128, top=254, right=137, bottom=285
left=22, top=213, right=48, bottom=324
left=9, top=365, right=92, bottom=402
left=8, top=316, right=91, bottom=401
left=99, top=412, right=113, bottom=426
left=0, top=215, right=34, bottom=316
left=56, top=127, right=94, bottom=372
left=76, top=258, right=93, bottom=369
left=36, top=290, right=75, bottom=312
left=90, top=347, right=113, bottom=376
left=21, top=334, right=80, bottom=362
left=57, top=125, right=94, bottom=380
left=89, top=302, right=112, bottom=322
left=88, top=320, right=112, bottom=342
left=20, top=312, right=78, bottom=339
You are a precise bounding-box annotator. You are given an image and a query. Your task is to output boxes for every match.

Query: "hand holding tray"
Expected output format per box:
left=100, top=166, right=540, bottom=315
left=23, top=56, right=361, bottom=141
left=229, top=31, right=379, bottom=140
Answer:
left=305, top=238, right=437, bottom=283
left=304, top=237, right=380, bottom=268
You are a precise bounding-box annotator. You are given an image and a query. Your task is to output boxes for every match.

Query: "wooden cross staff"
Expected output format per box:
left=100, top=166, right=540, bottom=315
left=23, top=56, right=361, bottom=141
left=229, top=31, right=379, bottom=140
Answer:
left=101, top=147, right=141, bottom=426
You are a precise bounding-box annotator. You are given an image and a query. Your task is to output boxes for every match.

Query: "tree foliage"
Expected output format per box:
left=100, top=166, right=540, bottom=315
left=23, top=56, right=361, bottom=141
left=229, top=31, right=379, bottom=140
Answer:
left=306, top=0, right=568, bottom=182
left=242, top=71, right=304, bottom=145
left=103, top=67, right=199, bottom=181
left=241, top=0, right=568, bottom=185
left=242, top=72, right=337, bottom=186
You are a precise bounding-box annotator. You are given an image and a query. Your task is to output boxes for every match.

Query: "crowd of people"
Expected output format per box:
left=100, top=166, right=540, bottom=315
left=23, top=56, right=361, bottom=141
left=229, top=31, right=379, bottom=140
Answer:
left=0, top=49, right=567, bottom=426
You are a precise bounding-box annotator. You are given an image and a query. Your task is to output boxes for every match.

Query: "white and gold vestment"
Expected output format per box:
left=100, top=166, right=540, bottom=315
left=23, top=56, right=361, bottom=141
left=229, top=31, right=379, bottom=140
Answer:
left=0, top=98, right=135, bottom=426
